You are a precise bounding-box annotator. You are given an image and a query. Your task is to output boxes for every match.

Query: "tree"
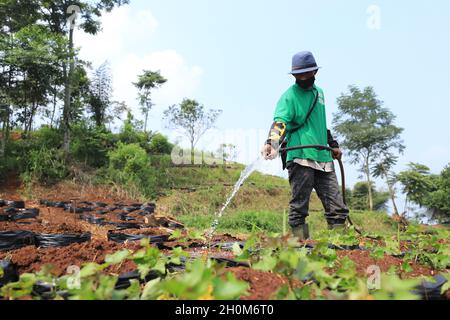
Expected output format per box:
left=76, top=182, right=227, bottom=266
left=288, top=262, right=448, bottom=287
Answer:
left=397, top=163, right=436, bottom=208
left=35, top=0, right=130, bottom=152
left=427, top=165, right=450, bottom=218
left=133, top=70, right=167, bottom=132
left=333, top=86, right=405, bottom=211
left=88, top=61, right=112, bottom=126
left=163, top=98, right=222, bottom=165
left=372, top=155, right=400, bottom=216
left=350, top=181, right=390, bottom=211
left=397, top=162, right=449, bottom=220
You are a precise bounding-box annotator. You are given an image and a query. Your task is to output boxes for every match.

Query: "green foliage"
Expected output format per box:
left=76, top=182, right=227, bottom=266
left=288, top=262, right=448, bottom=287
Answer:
left=333, top=86, right=404, bottom=210
left=2, top=226, right=446, bottom=301
left=133, top=70, right=167, bottom=132
left=88, top=61, right=113, bottom=127
left=117, top=111, right=152, bottom=151
left=398, top=163, right=436, bottom=207
left=149, top=259, right=248, bottom=300
left=425, top=165, right=450, bottom=216
left=105, top=142, right=161, bottom=198
left=349, top=181, right=390, bottom=211
left=398, top=163, right=449, bottom=218
left=30, top=126, right=63, bottom=149
left=22, top=146, right=68, bottom=185
left=373, top=275, right=421, bottom=300
left=149, top=133, right=173, bottom=154
left=70, top=121, right=115, bottom=167
left=163, top=98, right=222, bottom=164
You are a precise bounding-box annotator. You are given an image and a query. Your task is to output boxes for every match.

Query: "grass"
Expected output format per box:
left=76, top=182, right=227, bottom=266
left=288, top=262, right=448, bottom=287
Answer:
left=157, top=166, right=404, bottom=237
left=178, top=210, right=400, bottom=237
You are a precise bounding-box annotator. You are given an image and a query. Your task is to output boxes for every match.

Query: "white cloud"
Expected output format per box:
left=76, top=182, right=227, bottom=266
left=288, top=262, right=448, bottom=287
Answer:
left=113, top=50, right=203, bottom=131
left=76, top=6, right=159, bottom=66
left=75, top=7, right=203, bottom=131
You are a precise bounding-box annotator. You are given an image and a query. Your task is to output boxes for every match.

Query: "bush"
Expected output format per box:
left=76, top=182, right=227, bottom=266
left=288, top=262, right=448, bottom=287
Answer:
left=107, top=142, right=158, bottom=198
left=149, top=133, right=173, bottom=154
left=117, top=112, right=152, bottom=152
left=30, top=126, right=63, bottom=149
left=70, top=122, right=115, bottom=167
left=23, top=146, right=68, bottom=184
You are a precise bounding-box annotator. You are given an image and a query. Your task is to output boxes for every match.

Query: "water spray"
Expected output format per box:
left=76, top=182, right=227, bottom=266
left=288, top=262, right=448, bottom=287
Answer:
left=204, top=144, right=368, bottom=249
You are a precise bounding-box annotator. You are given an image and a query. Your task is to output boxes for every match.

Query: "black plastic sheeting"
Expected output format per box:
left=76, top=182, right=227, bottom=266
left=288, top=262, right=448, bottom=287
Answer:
left=118, top=214, right=136, bottom=221
left=106, top=222, right=142, bottom=230
left=107, top=231, right=169, bottom=244
left=31, top=282, right=70, bottom=300
left=79, top=214, right=106, bottom=225
left=34, top=233, right=91, bottom=248
left=163, top=221, right=185, bottom=229
left=38, top=199, right=157, bottom=220
left=0, top=230, right=35, bottom=251
left=5, top=200, right=25, bottom=209
left=0, top=260, right=19, bottom=287
left=0, top=209, right=40, bottom=222
left=211, top=257, right=250, bottom=268
left=213, top=242, right=245, bottom=251
left=115, top=270, right=161, bottom=290
left=413, top=274, right=448, bottom=300
left=39, top=200, right=68, bottom=208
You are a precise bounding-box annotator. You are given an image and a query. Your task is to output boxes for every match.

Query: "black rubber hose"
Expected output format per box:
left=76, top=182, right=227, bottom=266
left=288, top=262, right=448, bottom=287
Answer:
left=279, top=144, right=364, bottom=234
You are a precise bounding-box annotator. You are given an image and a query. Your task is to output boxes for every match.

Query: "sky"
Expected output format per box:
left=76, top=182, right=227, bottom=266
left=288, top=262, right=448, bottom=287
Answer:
left=76, top=0, right=450, bottom=213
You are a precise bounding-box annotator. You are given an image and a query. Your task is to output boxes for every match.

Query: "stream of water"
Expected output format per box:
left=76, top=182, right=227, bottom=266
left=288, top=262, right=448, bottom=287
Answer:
left=205, top=155, right=265, bottom=240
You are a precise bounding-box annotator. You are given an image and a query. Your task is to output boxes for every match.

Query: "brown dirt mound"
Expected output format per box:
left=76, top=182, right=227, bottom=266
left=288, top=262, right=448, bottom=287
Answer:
left=228, top=267, right=301, bottom=300
left=0, top=240, right=141, bottom=276
left=335, top=250, right=438, bottom=278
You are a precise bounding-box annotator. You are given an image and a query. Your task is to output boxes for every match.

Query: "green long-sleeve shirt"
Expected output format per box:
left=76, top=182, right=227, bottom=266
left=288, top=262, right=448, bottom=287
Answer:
left=273, top=83, right=333, bottom=163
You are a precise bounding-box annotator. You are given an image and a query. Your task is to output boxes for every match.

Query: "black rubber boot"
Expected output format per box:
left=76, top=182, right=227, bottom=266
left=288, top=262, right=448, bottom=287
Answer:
left=292, top=224, right=310, bottom=240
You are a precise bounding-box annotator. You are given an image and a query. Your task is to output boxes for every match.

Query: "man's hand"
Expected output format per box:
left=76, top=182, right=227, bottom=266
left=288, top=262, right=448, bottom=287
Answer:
left=261, top=144, right=278, bottom=160
left=332, top=148, right=342, bottom=160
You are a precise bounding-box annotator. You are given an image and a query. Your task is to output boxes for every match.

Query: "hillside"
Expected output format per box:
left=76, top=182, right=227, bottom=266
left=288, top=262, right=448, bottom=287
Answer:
left=2, top=165, right=402, bottom=238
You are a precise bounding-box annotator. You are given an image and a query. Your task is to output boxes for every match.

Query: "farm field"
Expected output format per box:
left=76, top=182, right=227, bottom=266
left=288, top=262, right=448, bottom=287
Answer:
left=1, top=174, right=449, bottom=300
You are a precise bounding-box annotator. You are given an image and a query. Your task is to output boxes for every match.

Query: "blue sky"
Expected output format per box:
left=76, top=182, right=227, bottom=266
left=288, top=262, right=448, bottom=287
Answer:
left=77, top=0, right=450, bottom=211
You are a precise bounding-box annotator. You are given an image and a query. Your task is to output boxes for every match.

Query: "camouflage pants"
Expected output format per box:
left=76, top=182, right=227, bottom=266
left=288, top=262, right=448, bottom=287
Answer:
left=287, top=161, right=349, bottom=227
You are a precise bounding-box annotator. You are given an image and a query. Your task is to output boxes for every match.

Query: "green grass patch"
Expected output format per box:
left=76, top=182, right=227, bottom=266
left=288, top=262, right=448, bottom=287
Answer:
left=178, top=209, right=399, bottom=237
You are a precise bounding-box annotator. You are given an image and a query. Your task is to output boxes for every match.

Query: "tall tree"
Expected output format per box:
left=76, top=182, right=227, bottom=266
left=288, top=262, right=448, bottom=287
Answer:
left=35, top=0, right=130, bottom=152
left=88, top=61, right=112, bottom=126
left=133, top=70, right=167, bottom=132
left=333, top=86, right=405, bottom=211
left=163, top=98, right=222, bottom=165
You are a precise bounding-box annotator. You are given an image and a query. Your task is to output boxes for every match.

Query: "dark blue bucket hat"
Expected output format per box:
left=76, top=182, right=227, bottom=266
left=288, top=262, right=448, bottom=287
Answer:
left=289, top=51, right=321, bottom=75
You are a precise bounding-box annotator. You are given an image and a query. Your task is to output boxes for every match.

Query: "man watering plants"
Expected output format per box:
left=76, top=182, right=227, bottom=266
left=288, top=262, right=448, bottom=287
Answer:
left=261, top=51, right=349, bottom=240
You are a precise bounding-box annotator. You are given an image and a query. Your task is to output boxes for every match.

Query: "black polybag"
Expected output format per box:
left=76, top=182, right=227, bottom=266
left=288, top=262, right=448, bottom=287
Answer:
left=413, top=274, right=448, bottom=300
left=79, top=214, right=106, bottom=225
left=107, top=230, right=169, bottom=244
left=0, top=230, right=35, bottom=251
left=0, top=260, right=19, bottom=287
left=34, top=232, right=91, bottom=248
left=10, top=209, right=40, bottom=221
left=115, top=270, right=161, bottom=290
